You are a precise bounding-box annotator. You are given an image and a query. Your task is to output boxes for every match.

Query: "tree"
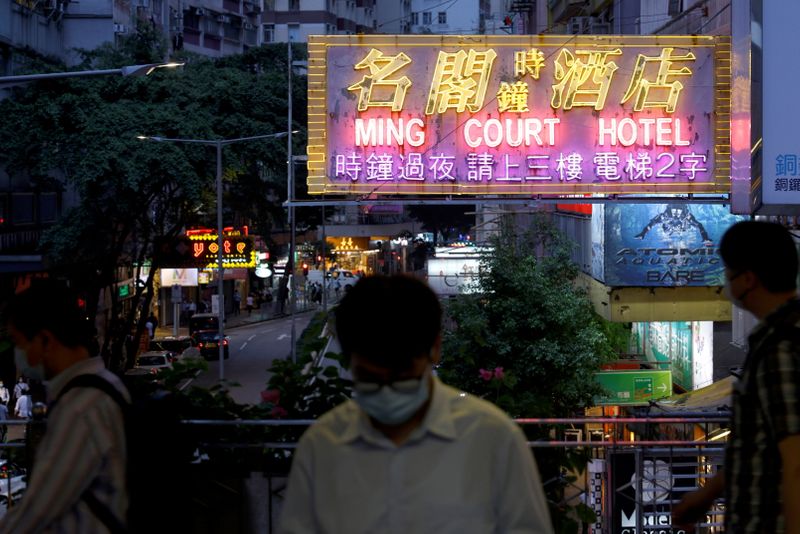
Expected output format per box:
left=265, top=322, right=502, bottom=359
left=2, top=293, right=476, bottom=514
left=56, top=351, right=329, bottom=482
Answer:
left=0, top=23, right=307, bottom=371
left=438, top=212, right=620, bottom=533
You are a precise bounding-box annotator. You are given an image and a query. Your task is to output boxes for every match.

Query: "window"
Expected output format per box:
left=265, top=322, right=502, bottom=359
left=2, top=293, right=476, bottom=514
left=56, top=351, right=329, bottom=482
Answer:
left=39, top=193, right=57, bottom=223
left=438, top=11, right=446, bottom=24
left=11, top=193, right=34, bottom=225
left=263, top=23, right=275, bottom=42
left=422, top=11, right=431, bottom=25
left=668, top=0, right=682, bottom=16
left=288, top=23, right=300, bottom=42
left=411, top=12, right=418, bottom=25
left=289, top=0, right=299, bottom=9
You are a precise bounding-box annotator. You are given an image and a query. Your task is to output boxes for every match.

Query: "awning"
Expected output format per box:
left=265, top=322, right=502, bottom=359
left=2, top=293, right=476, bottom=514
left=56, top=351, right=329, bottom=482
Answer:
left=649, top=376, right=734, bottom=413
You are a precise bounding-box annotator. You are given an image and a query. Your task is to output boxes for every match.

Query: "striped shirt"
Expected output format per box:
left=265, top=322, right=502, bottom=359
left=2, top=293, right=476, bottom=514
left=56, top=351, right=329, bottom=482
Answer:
left=726, top=298, right=800, bottom=533
left=0, top=357, right=129, bottom=534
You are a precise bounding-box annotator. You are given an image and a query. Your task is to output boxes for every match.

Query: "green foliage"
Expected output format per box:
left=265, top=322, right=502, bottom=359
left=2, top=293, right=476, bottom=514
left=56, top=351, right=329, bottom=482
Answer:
left=0, top=28, right=308, bottom=371
left=440, top=212, right=614, bottom=418
left=439, top=212, right=616, bottom=533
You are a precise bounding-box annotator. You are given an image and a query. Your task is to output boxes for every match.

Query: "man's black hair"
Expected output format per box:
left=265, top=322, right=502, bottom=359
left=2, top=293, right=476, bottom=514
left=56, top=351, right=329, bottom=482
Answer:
left=5, top=279, right=94, bottom=349
left=334, top=275, right=442, bottom=370
left=720, top=221, right=799, bottom=292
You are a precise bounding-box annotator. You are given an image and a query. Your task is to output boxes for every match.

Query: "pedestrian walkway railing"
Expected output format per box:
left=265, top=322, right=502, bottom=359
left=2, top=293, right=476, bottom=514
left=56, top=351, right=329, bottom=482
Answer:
left=4, top=415, right=728, bottom=533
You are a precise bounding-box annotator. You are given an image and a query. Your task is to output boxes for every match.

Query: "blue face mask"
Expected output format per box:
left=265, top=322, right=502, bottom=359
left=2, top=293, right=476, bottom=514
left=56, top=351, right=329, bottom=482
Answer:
left=353, top=370, right=431, bottom=425
left=14, top=347, right=45, bottom=382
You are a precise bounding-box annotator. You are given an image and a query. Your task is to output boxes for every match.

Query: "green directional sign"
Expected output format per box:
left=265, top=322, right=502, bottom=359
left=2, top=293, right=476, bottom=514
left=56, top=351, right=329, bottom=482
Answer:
left=595, top=370, right=672, bottom=406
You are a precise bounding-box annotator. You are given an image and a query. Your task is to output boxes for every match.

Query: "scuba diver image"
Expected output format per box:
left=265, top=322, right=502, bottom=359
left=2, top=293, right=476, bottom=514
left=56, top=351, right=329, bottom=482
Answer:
left=634, top=204, right=711, bottom=242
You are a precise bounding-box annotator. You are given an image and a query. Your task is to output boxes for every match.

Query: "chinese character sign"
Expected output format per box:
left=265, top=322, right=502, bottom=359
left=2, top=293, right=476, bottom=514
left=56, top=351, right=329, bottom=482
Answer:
left=307, top=35, right=730, bottom=196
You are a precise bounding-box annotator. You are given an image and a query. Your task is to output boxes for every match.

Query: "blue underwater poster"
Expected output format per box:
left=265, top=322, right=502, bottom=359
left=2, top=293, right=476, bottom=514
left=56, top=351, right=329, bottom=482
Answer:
left=605, top=204, right=745, bottom=287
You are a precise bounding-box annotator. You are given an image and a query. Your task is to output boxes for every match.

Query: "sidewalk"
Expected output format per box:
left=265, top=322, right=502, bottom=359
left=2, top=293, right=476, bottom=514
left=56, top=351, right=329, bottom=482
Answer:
left=155, top=302, right=330, bottom=338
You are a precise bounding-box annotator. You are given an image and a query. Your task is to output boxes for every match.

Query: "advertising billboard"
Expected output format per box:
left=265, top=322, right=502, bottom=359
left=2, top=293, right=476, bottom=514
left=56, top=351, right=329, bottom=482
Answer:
left=308, top=35, right=730, bottom=196
left=631, top=321, right=714, bottom=391
left=604, top=203, right=744, bottom=287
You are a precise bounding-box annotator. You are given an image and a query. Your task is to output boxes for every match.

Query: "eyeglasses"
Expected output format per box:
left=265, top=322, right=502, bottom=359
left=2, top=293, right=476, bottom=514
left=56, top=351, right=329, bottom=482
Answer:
left=353, top=377, right=424, bottom=394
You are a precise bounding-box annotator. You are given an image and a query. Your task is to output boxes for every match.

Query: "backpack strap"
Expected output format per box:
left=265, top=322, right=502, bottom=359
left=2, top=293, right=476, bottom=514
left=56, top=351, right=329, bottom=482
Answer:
left=56, top=374, right=130, bottom=534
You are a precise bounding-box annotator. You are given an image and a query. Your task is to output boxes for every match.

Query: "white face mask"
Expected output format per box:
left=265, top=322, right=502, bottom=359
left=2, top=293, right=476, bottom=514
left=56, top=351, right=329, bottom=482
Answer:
left=353, top=370, right=430, bottom=425
left=14, top=347, right=45, bottom=382
left=723, top=272, right=750, bottom=309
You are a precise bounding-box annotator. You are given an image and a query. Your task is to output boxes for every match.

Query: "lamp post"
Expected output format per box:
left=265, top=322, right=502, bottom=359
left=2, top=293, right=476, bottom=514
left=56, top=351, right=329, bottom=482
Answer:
left=0, top=62, right=184, bottom=86
left=138, top=131, right=293, bottom=381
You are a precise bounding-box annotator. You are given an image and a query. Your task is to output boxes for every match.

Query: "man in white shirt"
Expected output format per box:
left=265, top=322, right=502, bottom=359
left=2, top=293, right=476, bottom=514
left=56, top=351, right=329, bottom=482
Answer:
left=279, top=275, right=553, bottom=534
left=13, top=393, right=31, bottom=419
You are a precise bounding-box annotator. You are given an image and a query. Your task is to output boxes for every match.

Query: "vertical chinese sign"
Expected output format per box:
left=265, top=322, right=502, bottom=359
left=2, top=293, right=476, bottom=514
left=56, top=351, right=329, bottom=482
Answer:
left=307, top=35, right=730, bottom=196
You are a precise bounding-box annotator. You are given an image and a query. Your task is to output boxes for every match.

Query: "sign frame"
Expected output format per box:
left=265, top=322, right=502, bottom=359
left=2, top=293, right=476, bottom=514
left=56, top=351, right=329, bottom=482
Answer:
left=307, top=34, right=731, bottom=197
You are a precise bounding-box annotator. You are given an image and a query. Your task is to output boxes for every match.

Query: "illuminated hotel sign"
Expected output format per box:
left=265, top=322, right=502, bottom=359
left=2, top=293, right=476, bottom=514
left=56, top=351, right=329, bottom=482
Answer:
left=187, top=234, right=256, bottom=268
left=307, top=35, right=730, bottom=196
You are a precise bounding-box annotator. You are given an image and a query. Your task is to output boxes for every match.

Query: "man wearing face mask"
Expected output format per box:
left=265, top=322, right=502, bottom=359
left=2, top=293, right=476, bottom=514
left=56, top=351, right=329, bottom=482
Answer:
left=1, top=280, right=129, bottom=533
left=673, top=221, right=800, bottom=534
left=279, top=275, right=553, bottom=534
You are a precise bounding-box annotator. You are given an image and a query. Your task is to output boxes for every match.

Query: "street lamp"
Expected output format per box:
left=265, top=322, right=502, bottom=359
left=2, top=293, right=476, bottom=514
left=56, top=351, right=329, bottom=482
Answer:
left=138, top=131, right=295, bottom=381
left=0, top=62, right=184, bottom=86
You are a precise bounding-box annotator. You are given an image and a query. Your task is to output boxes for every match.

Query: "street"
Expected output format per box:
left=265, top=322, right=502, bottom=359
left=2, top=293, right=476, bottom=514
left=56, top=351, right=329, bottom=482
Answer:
left=190, top=312, right=315, bottom=405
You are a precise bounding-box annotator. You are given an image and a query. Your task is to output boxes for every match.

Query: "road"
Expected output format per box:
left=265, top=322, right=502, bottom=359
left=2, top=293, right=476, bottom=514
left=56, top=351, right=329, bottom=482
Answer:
left=191, top=312, right=315, bottom=405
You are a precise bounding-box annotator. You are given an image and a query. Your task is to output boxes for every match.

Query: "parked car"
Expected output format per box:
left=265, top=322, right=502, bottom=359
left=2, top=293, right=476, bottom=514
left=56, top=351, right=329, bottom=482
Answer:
left=127, top=351, right=173, bottom=376
left=149, top=336, right=193, bottom=361
left=192, top=330, right=230, bottom=360
left=0, top=460, right=27, bottom=506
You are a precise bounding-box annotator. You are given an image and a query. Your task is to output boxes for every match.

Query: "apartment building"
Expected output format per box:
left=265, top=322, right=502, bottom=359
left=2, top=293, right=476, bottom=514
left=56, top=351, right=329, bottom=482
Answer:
left=263, top=0, right=376, bottom=43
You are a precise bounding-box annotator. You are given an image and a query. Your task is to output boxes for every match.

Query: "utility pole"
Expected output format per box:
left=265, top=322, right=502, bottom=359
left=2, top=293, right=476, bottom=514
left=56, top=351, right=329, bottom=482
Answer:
left=288, top=40, right=297, bottom=364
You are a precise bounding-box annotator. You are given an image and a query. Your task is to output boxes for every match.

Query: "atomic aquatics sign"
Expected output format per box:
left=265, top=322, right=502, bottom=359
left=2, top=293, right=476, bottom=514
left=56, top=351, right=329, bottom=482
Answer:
left=306, top=35, right=730, bottom=196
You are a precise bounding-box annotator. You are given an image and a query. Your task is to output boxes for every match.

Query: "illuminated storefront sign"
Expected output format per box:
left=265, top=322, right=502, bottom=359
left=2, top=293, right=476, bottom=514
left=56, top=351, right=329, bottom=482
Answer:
left=308, top=35, right=730, bottom=196
left=187, top=234, right=256, bottom=268
left=603, top=203, right=745, bottom=287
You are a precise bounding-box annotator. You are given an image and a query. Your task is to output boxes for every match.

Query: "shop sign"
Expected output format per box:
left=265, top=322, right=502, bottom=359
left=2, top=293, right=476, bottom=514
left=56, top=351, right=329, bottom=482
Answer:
left=160, top=268, right=198, bottom=287
left=187, top=235, right=256, bottom=269
left=308, top=35, right=730, bottom=196
left=603, top=204, right=745, bottom=287
left=427, top=257, right=482, bottom=295
left=594, top=370, right=672, bottom=405
left=328, top=237, right=369, bottom=252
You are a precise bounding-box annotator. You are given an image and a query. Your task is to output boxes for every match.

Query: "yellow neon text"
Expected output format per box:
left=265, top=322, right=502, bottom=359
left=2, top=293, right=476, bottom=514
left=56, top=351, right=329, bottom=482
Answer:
left=426, top=49, right=497, bottom=115
left=348, top=49, right=413, bottom=112
left=621, top=47, right=696, bottom=113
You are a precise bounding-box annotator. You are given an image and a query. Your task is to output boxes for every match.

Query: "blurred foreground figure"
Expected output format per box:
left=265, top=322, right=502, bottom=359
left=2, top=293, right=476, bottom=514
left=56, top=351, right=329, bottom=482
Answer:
left=279, top=275, right=553, bottom=534
left=674, top=221, right=800, bottom=533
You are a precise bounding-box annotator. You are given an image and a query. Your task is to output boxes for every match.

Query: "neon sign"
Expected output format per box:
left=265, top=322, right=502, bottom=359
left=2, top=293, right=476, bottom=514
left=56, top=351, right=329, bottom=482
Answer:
left=307, top=35, right=730, bottom=196
left=187, top=234, right=256, bottom=268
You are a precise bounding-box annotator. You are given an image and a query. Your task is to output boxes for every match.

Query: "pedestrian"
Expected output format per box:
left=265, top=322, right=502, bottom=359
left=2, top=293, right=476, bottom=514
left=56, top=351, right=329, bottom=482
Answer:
left=233, top=289, right=241, bottom=316
left=1, top=280, right=129, bottom=532
left=278, top=275, right=553, bottom=533
left=246, top=293, right=254, bottom=315
left=13, top=392, right=31, bottom=419
left=0, top=381, right=9, bottom=406
left=0, top=402, right=8, bottom=443
left=145, top=312, right=158, bottom=340
left=673, top=221, right=800, bottom=533
left=12, top=377, right=27, bottom=406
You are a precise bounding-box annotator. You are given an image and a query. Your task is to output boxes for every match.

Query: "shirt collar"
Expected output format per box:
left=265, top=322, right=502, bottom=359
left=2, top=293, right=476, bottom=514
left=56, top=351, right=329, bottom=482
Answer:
left=46, top=357, right=105, bottom=402
left=338, top=375, right=458, bottom=446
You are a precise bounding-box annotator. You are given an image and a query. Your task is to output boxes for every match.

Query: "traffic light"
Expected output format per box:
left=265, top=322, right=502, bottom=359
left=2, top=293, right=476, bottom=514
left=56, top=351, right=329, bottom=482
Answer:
left=302, top=263, right=309, bottom=276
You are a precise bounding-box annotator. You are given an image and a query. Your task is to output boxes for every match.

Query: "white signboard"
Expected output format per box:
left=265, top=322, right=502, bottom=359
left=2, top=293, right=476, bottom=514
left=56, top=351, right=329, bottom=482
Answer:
left=691, top=321, right=714, bottom=390
left=763, top=1, right=800, bottom=205
left=427, top=257, right=482, bottom=296
left=160, top=268, right=198, bottom=287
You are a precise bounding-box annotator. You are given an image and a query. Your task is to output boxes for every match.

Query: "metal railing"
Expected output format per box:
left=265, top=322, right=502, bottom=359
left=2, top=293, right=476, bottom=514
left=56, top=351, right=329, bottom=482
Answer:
left=4, top=415, right=728, bottom=533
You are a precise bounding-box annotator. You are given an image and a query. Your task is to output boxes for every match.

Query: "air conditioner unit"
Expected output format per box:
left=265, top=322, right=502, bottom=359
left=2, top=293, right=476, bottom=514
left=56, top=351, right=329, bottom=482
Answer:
left=170, top=24, right=182, bottom=32
left=217, top=15, right=230, bottom=22
left=195, top=7, right=206, bottom=15
left=114, top=23, right=127, bottom=33
left=243, top=22, right=254, bottom=30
